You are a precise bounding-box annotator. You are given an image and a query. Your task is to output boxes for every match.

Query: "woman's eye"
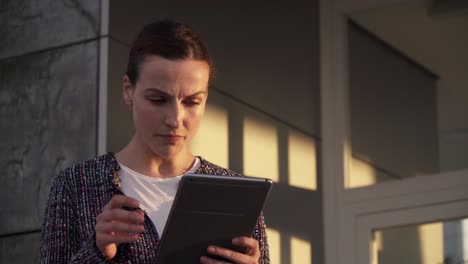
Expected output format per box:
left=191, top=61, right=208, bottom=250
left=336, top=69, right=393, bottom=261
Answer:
left=148, top=97, right=166, bottom=104
left=183, top=100, right=200, bottom=107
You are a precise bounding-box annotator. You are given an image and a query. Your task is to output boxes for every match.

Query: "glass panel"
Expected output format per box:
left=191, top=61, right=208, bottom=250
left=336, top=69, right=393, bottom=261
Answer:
left=347, top=0, right=468, bottom=188
left=372, top=218, right=468, bottom=264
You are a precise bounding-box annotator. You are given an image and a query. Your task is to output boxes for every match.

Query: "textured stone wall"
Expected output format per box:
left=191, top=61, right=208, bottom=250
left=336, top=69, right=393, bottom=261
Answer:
left=0, top=0, right=99, bottom=59
left=0, top=0, right=100, bottom=262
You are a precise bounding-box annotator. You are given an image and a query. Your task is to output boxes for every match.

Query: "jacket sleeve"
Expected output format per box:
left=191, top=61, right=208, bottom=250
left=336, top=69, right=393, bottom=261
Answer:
left=252, top=212, right=270, bottom=264
left=40, top=171, right=128, bottom=264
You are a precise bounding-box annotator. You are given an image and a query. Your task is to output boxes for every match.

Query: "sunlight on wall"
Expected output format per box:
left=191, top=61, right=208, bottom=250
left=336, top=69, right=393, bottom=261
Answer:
left=190, top=103, right=229, bottom=168
left=243, top=116, right=279, bottom=181
left=372, top=231, right=383, bottom=264
left=344, top=142, right=353, bottom=188
left=290, top=236, right=312, bottom=264
left=418, top=222, right=443, bottom=264
left=349, top=157, right=377, bottom=188
left=267, top=228, right=281, bottom=264
left=288, top=130, right=317, bottom=190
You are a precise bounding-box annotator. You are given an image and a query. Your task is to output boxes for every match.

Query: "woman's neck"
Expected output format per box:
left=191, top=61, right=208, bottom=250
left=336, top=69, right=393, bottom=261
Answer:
left=115, top=136, right=195, bottom=179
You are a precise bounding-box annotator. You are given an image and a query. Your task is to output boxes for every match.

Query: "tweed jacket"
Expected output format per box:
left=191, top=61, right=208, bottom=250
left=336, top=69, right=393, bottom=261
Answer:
left=40, top=153, right=270, bottom=263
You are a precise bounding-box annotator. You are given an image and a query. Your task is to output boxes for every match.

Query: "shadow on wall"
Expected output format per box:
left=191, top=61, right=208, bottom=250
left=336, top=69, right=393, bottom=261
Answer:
left=190, top=97, right=322, bottom=264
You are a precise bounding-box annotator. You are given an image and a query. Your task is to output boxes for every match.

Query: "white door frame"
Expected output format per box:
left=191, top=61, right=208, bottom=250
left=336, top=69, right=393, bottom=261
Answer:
left=320, top=0, right=468, bottom=264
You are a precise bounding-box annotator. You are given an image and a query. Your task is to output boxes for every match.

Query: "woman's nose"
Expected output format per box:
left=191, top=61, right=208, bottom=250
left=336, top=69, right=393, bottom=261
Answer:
left=165, top=103, right=182, bottom=129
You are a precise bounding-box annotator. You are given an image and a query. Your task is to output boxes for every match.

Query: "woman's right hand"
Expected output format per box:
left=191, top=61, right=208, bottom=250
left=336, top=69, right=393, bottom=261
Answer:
left=95, top=195, right=145, bottom=259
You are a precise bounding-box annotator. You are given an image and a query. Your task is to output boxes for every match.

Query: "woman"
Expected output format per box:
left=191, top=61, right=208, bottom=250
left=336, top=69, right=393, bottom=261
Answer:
left=40, top=19, right=270, bottom=263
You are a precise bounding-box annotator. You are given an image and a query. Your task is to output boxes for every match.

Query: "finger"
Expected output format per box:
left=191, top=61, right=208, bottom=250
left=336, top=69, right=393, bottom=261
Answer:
left=232, top=237, right=258, bottom=248
left=232, top=237, right=259, bottom=256
left=99, top=208, right=144, bottom=223
left=207, top=246, right=251, bottom=263
left=96, top=220, right=145, bottom=234
left=104, top=195, right=140, bottom=210
left=200, top=255, right=231, bottom=264
left=98, top=232, right=140, bottom=245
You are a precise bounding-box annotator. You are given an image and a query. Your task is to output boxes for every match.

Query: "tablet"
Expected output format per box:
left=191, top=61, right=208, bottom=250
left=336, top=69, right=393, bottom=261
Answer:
left=154, top=173, right=273, bottom=264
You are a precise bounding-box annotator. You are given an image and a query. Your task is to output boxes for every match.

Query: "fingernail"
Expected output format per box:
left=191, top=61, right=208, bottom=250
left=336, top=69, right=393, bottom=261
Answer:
left=207, top=246, right=215, bottom=252
left=232, top=237, right=240, bottom=243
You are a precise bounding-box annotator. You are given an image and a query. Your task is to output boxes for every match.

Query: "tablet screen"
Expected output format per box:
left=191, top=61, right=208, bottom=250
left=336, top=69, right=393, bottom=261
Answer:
left=155, top=174, right=272, bottom=264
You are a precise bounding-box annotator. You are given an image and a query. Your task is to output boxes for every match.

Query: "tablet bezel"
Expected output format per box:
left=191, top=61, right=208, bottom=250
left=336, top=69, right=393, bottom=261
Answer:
left=154, top=173, right=272, bottom=264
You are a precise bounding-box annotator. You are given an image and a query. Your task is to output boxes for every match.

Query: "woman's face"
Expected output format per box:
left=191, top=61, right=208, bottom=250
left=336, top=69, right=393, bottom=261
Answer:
left=123, top=55, right=210, bottom=159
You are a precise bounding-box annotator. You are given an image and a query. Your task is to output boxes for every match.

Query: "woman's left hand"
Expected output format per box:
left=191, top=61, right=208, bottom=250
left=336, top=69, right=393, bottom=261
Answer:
left=200, top=236, right=260, bottom=264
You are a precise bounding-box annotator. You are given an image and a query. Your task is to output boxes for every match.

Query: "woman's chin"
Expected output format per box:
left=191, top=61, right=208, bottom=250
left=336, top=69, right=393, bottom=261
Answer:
left=150, top=145, right=183, bottom=160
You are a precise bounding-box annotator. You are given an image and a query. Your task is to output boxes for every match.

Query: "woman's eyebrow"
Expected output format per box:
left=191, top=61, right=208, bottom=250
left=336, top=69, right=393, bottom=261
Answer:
left=144, top=88, right=207, bottom=97
left=144, top=88, right=169, bottom=96
left=186, top=91, right=208, bottom=97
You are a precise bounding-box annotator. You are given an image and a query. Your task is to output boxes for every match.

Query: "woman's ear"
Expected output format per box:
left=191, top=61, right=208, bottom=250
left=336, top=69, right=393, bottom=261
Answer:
left=123, top=75, right=133, bottom=107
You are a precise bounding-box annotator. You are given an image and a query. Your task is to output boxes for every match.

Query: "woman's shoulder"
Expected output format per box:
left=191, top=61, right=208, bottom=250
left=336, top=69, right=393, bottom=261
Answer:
left=197, top=157, right=242, bottom=177
left=60, top=153, right=117, bottom=175
left=54, top=153, right=119, bottom=185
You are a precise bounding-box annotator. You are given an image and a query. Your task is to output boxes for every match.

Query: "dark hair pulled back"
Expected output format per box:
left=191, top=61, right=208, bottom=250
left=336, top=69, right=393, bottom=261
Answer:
left=126, top=19, right=212, bottom=86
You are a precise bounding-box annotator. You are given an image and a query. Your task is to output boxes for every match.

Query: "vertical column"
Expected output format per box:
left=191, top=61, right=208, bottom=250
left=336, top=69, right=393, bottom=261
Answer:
left=0, top=1, right=102, bottom=262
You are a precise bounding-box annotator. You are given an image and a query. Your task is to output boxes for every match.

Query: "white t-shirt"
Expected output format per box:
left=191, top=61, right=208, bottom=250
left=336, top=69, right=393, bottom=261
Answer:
left=119, top=158, right=201, bottom=235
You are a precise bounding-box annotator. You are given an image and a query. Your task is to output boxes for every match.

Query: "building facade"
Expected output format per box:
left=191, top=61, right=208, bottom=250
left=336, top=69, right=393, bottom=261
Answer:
left=0, top=0, right=467, bottom=263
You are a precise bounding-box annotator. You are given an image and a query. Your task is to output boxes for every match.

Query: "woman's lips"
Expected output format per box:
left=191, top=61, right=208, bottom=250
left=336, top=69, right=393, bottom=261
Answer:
left=159, top=134, right=183, bottom=144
